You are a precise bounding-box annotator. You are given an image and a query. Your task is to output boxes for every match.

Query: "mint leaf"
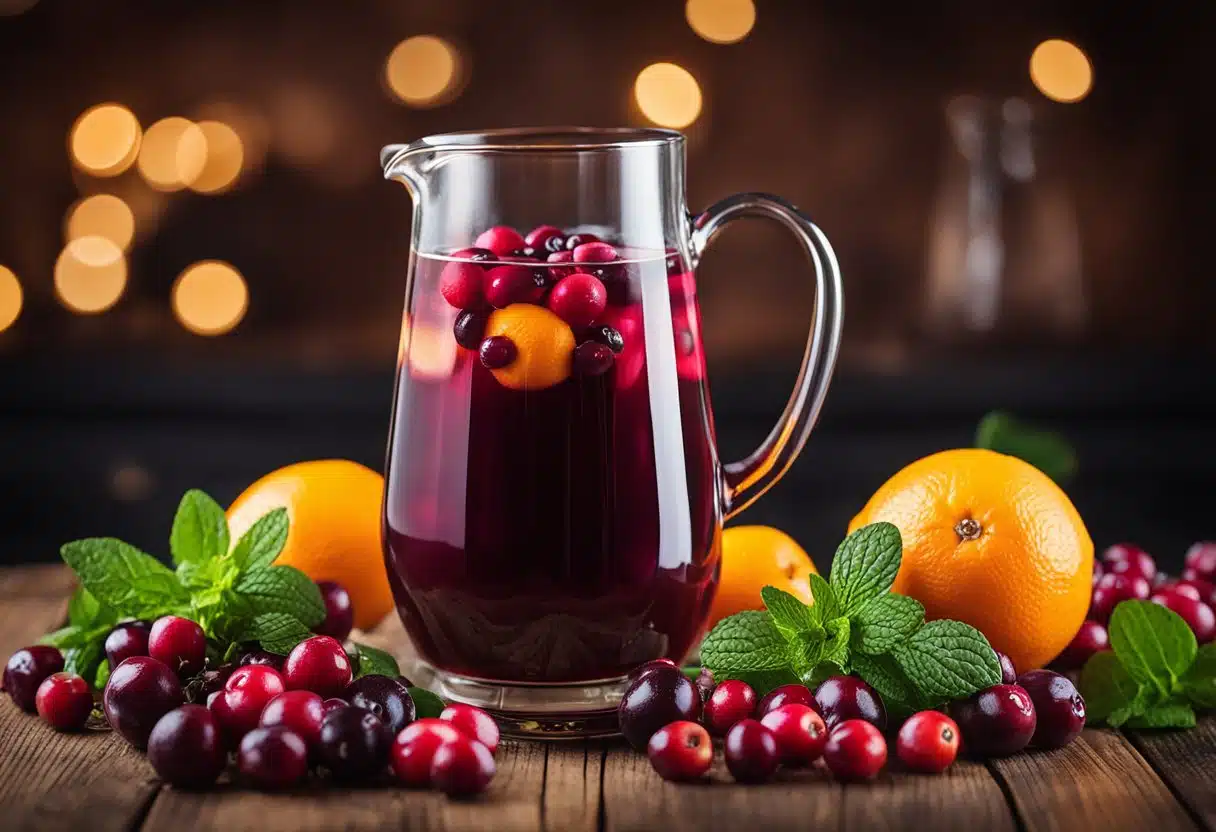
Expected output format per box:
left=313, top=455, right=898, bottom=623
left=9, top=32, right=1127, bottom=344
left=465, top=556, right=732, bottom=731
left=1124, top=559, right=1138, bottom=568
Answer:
left=177, top=559, right=225, bottom=591
left=808, top=574, right=839, bottom=625
left=852, top=651, right=918, bottom=709
left=234, top=565, right=326, bottom=628
left=821, top=617, right=851, bottom=670
left=1181, top=643, right=1216, bottom=708
left=94, top=659, right=112, bottom=690
left=242, top=613, right=313, bottom=655
left=39, top=626, right=89, bottom=649
left=701, top=611, right=793, bottom=674
left=794, top=631, right=826, bottom=673
left=231, top=508, right=289, bottom=573
left=976, top=411, right=1077, bottom=485
left=353, top=643, right=401, bottom=679
left=761, top=586, right=816, bottom=639
left=67, top=587, right=113, bottom=628
left=1125, top=701, right=1197, bottom=730
left=61, top=538, right=190, bottom=618
left=169, top=490, right=230, bottom=566
left=1108, top=600, right=1196, bottom=697
left=892, top=619, right=1001, bottom=701
left=63, top=640, right=104, bottom=680
left=409, top=687, right=445, bottom=719
left=852, top=594, right=924, bottom=655
left=1080, top=651, right=1143, bottom=724
left=829, top=523, right=902, bottom=615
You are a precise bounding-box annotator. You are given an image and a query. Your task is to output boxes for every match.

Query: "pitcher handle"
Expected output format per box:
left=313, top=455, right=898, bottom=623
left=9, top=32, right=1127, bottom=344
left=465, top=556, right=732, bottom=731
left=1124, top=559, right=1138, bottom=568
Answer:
left=690, top=193, right=844, bottom=521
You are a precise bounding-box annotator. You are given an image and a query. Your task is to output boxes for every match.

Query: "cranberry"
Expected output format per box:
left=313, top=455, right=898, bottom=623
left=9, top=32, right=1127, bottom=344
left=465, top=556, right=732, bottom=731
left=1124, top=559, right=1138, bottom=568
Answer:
left=148, top=616, right=207, bottom=677
left=186, top=663, right=234, bottom=705
left=703, top=679, right=757, bottom=736
left=760, top=703, right=828, bottom=765
left=1090, top=573, right=1151, bottom=623
left=949, top=684, right=1037, bottom=758
left=319, top=705, right=392, bottom=782
left=995, top=651, right=1018, bottom=684
left=454, top=308, right=491, bottom=350
left=694, top=667, right=715, bottom=703
left=147, top=705, right=226, bottom=788
left=756, top=683, right=816, bottom=717
left=1093, top=560, right=1105, bottom=585
left=526, top=225, right=567, bottom=254
left=1165, top=583, right=1204, bottom=602
left=617, top=665, right=701, bottom=751
left=1055, top=619, right=1110, bottom=669
left=647, top=720, right=713, bottom=782
left=238, top=649, right=285, bottom=671
left=1151, top=590, right=1216, bottom=643
left=587, top=324, right=624, bottom=354
left=626, top=658, right=678, bottom=685
left=814, top=676, right=887, bottom=730
left=546, top=250, right=576, bottom=282
left=322, top=697, right=348, bottom=716
left=103, top=656, right=184, bottom=749
left=105, top=622, right=151, bottom=669
left=1103, top=542, right=1150, bottom=568
left=1017, top=670, right=1085, bottom=749
left=439, top=260, right=485, bottom=310
left=484, top=264, right=544, bottom=308
left=572, top=241, right=625, bottom=287
left=479, top=335, right=517, bottom=370
left=35, top=672, right=92, bottom=731
left=1107, top=551, right=1157, bottom=583
left=1178, top=577, right=1216, bottom=607
left=440, top=703, right=500, bottom=755
left=3, top=645, right=64, bottom=711
left=312, top=581, right=355, bottom=642
left=430, top=735, right=496, bottom=796
left=573, top=342, right=614, bottom=377
left=473, top=226, right=525, bottom=257
left=565, top=232, right=601, bottom=250
left=238, top=726, right=309, bottom=789
left=896, top=711, right=960, bottom=774
left=452, top=246, right=495, bottom=262
left=392, top=718, right=464, bottom=786
left=284, top=636, right=352, bottom=698
left=345, top=674, right=416, bottom=734
left=211, top=665, right=286, bottom=745
left=824, top=719, right=887, bottom=780
left=260, top=690, right=325, bottom=748
left=548, top=273, right=607, bottom=328
left=1184, top=542, right=1216, bottom=583
left=724, top=719, right=779, bottom=783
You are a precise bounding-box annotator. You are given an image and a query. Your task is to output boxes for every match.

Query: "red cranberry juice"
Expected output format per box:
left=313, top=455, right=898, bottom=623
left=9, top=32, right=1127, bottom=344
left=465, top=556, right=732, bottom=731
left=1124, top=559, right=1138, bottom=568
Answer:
left=383, top=248, right=721, bottom=683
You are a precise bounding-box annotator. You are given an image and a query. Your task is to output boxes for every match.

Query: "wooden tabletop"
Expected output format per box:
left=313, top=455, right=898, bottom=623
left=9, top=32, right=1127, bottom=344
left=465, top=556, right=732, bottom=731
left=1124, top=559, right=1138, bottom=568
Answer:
left=2, top=564, right=1214, bottom=832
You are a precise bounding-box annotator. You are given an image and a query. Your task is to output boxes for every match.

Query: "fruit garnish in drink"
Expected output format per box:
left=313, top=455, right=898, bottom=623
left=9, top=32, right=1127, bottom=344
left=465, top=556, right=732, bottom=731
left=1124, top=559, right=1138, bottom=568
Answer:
left=481, top=304, right=575, bottom=391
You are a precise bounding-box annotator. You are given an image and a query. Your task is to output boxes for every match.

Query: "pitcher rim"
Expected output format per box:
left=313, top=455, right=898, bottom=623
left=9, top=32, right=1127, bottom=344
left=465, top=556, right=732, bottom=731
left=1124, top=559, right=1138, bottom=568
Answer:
left=383, top=127, right=682, bottom=164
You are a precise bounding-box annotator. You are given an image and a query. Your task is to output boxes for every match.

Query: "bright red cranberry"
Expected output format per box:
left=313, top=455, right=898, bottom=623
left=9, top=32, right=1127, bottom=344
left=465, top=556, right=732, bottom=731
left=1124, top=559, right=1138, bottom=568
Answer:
left=35, top=672, right=92, bottom=731
left=756, top=683, right=816, bottom=717
left=724, top=719, right=780, bottom=783
left=147, top=705, right=226, bottom=788
left=104, top=622, right=150, bottom=669
left=627, top=658, right=678, bottom=685
left=1017, top=670, right=1086, bottom=749
left=439, top=260, right=486, bottom=310
left=473, top=226, right=526, bottom=257
left=1090, top=573, right=1152, bottom=623
left=704, top=679, right=757, bottom=736
left=322, top=697, right=348, bottom=716
left=814, top=676, right=887, bottom=730
left=211, top=665, right=286, bottom=743
left=1184, top=542, right=1216, bottom=583
left=548, top=273, right=607, bottom=328
left=1055, top=619, right=1110, bottom=669
left=587, top=324, right=624, bottom=354
left=238, top=725, right=308, bottom=789
left=546, top=249, right=576, bottom=282
left=479, top=335, right=517, bottom=370
left=573, top=342, right=614, bottom=377
left=1103, top=542, right=1149, bottom=567
left=319, top=705, right=392, bottom=782
left=313, top=580, right=355, bottom=642
left=647, top=720, right=713, bottom=782
left=1164, top=583, right=1204, bottom=602
left=3, top=645, right=64, bottom=712
left=564, top=232, right=601, bottom=250
left=1178, top=577, right=1216, bottom=607
left=996, top=651, right=1018, bottom=684
left=148, top=616, right=207, bottom=677
left=440, top=703, right=500, bottom=756
left=896, top=711, right=960, bottom=773
left=526, top=225, right=567, bottom=254
left=451, top=246, right=495, bottom=262
left=760, top=703, right=828, bottom=765
left=1106, top=550, right=1157, bottom=583
left=453, top=308, right=490, bottom=350
left=572, top=241, right=624, bottom=284
left=284, top=635, right=352, bottom=698
left=484, top=264, right=545, bottom=308
left=103, top=656, right=184, bottom=748
left=239, top=649, right=285, bottom=671
left=949, top=684, right=1037, bottom=758
left=430, top=735, right=496, bottom=796
left=346, top=674, right=416, bottom=734
left=824, top=719, right=887, bottom=780
left=260, top=689, right=324, bottom=748
left=1152, top=590, right=1216, bottom=643
left=618, top=665, right=702, bottom=751
left=392, top=718, right=464, bottom=787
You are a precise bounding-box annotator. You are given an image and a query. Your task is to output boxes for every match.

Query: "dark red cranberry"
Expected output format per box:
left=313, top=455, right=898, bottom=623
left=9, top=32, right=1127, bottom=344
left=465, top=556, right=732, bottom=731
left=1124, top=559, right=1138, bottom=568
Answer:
left=479, top=335, right=517, bottom=370
left=238, top=726, right=309, bottom=789
left=617, top=665, right=701, bottom=751
left=451, top=246, right=495, bottom=262
left=824, top=719, right=888, bottom=780
left=587, top=324, right=624, bottom=354
left=473, top=225, right=525, bottom=257
left=506, top=247, right=538, bottom=260
left=1151, top=590, right=1216, bottom=643
left=454, top=308, right=491, bottom=350
left=35, top=672, right=92, bottom=731
left=996, top=651, right=1018, bottom=684
left=896, top=711, right=959, bottom=773
left=103, top=656, right=184, bottom=749
left=1178, top=577, right=1216, bottom=607
left=484, top=264, right=544, bottom=308
left=148, top=616, right=207, bottom=677
left=313, top=580, right=355, bottom=642
left=321, top=697, right=348, bottom=716
left=546, top=249, right=576, bottom=282
left=565, top=232, right=601, bottom=250
left=345, top=674, right=416, bottom=734
left=1184, top=542, right=1216, bottom=583
left=1093, top=560, right=1105, bottom=585
left=284, top=636, right=352, bottom=698
left=211, top=665, right=286, bottom=744
left=319, top=705, right=392, bottom=782
left=760, top=703, right=828, bottom=765
left=4, top=645, right=64, bottom=712
left=949, top=684, right=1037, bottom=758
left=105, top=622, right=151, bottom=669
left=430, top=735, right=496, bottom=796
left=756, top=683, right=816, bottom=717
left=814, top=676, right=887, bottom=730
left=238, top=650, right=285, bottom=671
left=1055, top=619, right=1110, bottom=669
left=147, top=705, right=226, bottom=788
left=1090, top=573, right=1152, bottom=623
left=1102, top=542, right=1150, bottom=567
left=526, top=225, right=567, bottom=253
left=573, top=342, right=614, bottom=377
left=1106, top=551, right=1157, bottom=583
left=261, top=690, right=325, bottom=748
left=548, top=273, right=607, bottom=328
left=703, top=679, right=757, bottom=736
left=392, top=718, right=464, bottom=786
left=440, top=703, right=500, bottom=755
left=694, top=667, right=715, bottom=703
left=723, top=719, right=779, bottom=783
left=439, top=260, right=485, bottom=310
left=1017, top=670, right=1085, bottom=749
left=189, top=663, right=234, bottom=703
left=626, top=658, right=678, bottom=685
left=647, top=720, right=713, bottom=782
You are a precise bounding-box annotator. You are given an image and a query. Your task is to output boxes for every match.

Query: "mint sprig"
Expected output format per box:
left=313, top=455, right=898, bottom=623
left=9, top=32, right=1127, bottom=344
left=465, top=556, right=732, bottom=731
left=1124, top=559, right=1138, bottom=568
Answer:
left=701, top=523, right=1001, bottom=710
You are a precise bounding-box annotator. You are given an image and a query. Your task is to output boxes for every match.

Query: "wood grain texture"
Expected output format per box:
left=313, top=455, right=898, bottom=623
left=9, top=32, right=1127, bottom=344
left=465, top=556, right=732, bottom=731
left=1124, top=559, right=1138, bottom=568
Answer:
left=842, top=759, right=1016, bottom=832
left=542, top=742, right=602, bottom=832
left=1127, top=718, right=1216, bottom=829
left=0, top=563, right=75, bottom=600
left=990, top=728, right=1198, bottom=832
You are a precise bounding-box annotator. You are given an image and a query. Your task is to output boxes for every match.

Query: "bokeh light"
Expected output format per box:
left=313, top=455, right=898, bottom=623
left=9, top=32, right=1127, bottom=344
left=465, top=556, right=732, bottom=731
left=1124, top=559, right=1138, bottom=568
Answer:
left=172, top=261, right=249, bottom=336
left=137, top=117, right=208, bottom=191
left=686, top=0, right=756, bottom=44
left=635, top=63, right=703, bottom=128
left=1030, top=39, right=1093, bottom=103
left=54, top=237, right=127, bottom=314
left=190, top=121, right=245, bottom=194
left=69, top=104, right=142, bottom=177
left=385, top=35, right=462, bottom=107
left=0, top=265, right=22, bottom=333
left=65, top=194, right=135, bottom=250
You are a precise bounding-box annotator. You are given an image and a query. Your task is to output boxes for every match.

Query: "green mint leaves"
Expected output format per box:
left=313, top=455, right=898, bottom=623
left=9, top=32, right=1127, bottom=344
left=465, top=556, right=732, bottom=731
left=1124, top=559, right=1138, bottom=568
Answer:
left=701, top=523, right=1001, bottom=711
left=1081, top=600, right=1212, bottom=729
left=351, top=643, right=401, bottom=679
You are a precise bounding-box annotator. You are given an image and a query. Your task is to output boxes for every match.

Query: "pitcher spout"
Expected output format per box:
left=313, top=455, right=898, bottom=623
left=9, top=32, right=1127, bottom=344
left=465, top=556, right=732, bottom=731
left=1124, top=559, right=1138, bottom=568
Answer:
left=380, top=142, right=429, bottom=192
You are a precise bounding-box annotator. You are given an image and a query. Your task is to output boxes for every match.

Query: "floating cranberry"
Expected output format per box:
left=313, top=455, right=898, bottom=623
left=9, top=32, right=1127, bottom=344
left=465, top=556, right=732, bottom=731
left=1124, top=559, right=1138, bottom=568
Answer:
left=572, top=241, right=625, bottom=287
left=565, top=232, right=601, bottom=250
left=104, top=656, right=184, bottom=749
left=814, top=676, right=886, bottom=730
left=346, top=674, right=416, bottom=734
left=724, top=719, right=779, bottom=783
left=105, top=622, right=151, bottom=670
left=211, top=665, right=286, bottom=743
left=473, top=226, right=526, bottom=257
left=238, top=649, right=285, bottom=672
left=949, top=684, right=1037, bottom=758
left=546, top=249, right=576, bottom=282
left=996, top=651, right=1018, bottom=685
left=260, top=690, right=325, bottom=749
left=626, top=658, right=678, bottom=685
left=147, top=705, right=227, bottom=788
left=548, top=273, right=607, bottom=328
left=479, top=335, right=518, bottom=370
left=1151, top=589, right=1216, bottom=643
left=1184, top=542, right=1216, bottom=583
left=704, top=679, right=757, bottom=736
left=1090, top=573, right=1152, bottom=623
left=586, top=324, right=624, bottom=354
left=430, top=735, right=496, bottom=796
left=1017, top=670, right=1086, bottom=749
left=148, top=616, right=207, bottom=678
left=485, top=264, right=545, bottom=308
left=647, top=720, right=713, bottom=782
left=3, top=645, right=64, bottom=712
left=35, top=672, right=92, bottom=731
left=239, top=726, right=309, bottom=789
left=284, top=636, right=353, bottom=698
left=573, top=342, right=614, bottom=377
left=392, top=718, right=464, bottom=787
left=760, top=703, right=828, bottom=765
left=440, top=703, right=500, bottom=756
left=439, top=260, right=485, bottom=310
left=526, top=225, right=567, bottom=254
left=454, top=309, right=491, bottom=350
left=756, top=683, right=816, bottom=717
left=896, top=711, right=960, bottom=773
left=617, top=665, right=701, bottom=751
left=1055, top=619, right=1110, bottom=669
left=824, top=719, right=887, bottom=780
left=451, top=246, right=495, bottom=262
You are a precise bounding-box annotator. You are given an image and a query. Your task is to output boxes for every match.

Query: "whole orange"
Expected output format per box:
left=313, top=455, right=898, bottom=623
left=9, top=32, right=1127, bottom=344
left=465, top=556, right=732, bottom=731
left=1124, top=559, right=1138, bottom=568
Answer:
left=227, top=460, right=392, bottom=631
left=708, top=526, right=818, bottom=630
left=849, top=448, right=1092, bottom=671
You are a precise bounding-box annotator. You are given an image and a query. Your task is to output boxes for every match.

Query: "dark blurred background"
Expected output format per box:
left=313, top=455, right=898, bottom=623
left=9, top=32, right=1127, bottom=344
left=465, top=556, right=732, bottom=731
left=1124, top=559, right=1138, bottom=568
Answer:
left=0, top=0, right=1212, bottom=570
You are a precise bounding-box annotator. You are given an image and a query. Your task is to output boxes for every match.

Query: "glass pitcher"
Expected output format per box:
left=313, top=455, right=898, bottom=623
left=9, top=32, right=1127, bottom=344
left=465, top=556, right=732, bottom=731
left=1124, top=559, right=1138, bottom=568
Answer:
left=380, top=128, right=843, bottom=738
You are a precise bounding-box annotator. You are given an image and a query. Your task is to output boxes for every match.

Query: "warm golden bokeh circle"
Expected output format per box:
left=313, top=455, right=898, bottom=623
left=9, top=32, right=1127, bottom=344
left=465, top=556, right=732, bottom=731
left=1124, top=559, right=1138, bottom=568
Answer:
left=54, top=238, right=127, bottom=314
left=191, top=121, right=245, bottom=194
left=385, top=35, right=461, bottom=107
left=1030, top=39, right=1093, bottom=103
left=635, top=63, right=703, bottom=128
left=137, top=117, right=209, bottom=191
left=0, top=265, right=22, bottom=333
left=70, top=104, right=142, bottom=177
left=65, top=194, right=135, bottom=250
left=685, top=0, right=756, bottom=44
left=172, top=260, right=249, bottom=336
